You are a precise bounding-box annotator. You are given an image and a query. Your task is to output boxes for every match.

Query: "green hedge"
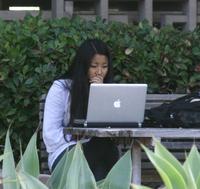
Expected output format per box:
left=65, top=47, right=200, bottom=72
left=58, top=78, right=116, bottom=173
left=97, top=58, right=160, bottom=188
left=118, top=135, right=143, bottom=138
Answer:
left=0, top=14, right=200, bottom=155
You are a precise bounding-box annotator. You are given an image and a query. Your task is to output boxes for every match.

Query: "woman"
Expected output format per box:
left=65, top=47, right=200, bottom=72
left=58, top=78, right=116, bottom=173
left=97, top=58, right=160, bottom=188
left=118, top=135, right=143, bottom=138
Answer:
left=43, top=39, right=119, bottom=181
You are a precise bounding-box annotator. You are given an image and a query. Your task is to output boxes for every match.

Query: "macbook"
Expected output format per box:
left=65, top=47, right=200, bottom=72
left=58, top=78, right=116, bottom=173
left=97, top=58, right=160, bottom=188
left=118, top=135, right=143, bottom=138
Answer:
left=79, top=83, right=147, bottom=128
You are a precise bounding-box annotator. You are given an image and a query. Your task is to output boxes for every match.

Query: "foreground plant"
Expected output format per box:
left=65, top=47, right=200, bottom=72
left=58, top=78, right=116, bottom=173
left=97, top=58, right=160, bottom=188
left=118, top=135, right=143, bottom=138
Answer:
left=132, top=139, right=200, bottom=189
left=1, top=130, right=132, bottom=189
left=2, top=130, right=47, bottom=189
left=47, top=142, right=132, bottom=189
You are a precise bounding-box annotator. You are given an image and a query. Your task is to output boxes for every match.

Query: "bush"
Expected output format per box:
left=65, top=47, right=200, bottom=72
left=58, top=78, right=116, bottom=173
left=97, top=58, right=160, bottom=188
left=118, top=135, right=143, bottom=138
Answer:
left=0, top=13, right=200, bottom=156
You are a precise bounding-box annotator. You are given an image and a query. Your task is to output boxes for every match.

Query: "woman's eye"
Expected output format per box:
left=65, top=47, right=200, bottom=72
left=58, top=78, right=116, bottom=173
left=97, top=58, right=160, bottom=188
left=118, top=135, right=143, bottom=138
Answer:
left=90, top=65, right=97, bottom=68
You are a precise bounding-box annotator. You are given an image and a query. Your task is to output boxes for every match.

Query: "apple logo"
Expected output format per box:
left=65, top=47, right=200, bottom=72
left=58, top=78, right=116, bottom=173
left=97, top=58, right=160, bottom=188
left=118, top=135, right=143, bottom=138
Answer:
left=113, top=99, right=121, bottom=108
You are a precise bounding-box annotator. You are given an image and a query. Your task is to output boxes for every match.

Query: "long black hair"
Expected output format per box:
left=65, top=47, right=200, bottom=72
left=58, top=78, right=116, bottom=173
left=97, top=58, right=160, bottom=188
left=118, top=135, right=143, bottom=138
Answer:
left=67, top=39, right=113, bottom=124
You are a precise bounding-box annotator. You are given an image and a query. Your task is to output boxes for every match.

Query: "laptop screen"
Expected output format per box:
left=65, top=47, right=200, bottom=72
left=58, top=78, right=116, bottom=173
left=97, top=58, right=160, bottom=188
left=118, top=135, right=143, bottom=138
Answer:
left=85, top=83, right=147, bottom=128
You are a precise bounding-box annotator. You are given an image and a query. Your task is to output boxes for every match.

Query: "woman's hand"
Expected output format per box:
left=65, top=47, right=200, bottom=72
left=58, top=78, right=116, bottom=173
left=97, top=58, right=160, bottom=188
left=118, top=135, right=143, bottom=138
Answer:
left=89, top=75, right=104, bottom=83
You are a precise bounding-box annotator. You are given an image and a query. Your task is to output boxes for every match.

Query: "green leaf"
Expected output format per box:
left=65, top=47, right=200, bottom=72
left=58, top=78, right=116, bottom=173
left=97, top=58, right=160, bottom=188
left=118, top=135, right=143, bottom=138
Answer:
left=196, top=174, right=200, bottom=189
left=6, top=109, right=17, bottom=116
left=16, top=132, right=39, bottom=178
left=97, top=179, right=105, bottom=189
left=17, top=171, right=48, bottom=189
left=22, top=65, right=29, bottom=75
left=47, top=146, right=75, bottom=188
left=192, top=47, right=200, bottom=56
left=101, top=150, right=132, bottom=189
left=48, top=142, right=97, bottom=189
left=183, top=145, right=200, bottom=187
left=23, top=99, right=30, bottom=107
left=2, top=130, right=20, bottom=189
left=131, top=183, right=153, bottom=189
left=65, top=142, right=97, bottom=189
left=25, top=78, right=33, bottom=85
left=154, top=139, right=188, bottom=182
left=183, top=161, right=197, bottom=189
left=0, top=154, right=6, bottom=162
left=142, top=144, right=187, bottom=189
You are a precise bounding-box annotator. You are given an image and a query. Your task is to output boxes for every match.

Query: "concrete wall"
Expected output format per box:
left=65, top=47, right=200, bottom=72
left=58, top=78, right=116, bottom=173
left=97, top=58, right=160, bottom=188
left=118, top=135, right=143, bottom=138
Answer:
left=0, top=0, right=199, bottom=30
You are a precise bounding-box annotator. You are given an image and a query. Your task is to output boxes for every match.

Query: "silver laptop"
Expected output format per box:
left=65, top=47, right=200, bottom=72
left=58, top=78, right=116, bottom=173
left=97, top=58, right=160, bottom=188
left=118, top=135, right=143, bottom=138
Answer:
left=83, top=83, right=147, bottom=128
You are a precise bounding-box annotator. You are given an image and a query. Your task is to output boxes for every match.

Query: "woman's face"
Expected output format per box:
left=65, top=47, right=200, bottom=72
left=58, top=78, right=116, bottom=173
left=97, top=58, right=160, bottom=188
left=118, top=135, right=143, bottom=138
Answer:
left=88, top=54, right=108, bottom=83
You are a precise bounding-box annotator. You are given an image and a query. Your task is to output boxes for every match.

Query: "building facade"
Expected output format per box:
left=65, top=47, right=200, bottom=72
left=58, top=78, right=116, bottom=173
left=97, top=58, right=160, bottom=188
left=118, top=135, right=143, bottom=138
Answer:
left=0, top=0, right=199, bottom=30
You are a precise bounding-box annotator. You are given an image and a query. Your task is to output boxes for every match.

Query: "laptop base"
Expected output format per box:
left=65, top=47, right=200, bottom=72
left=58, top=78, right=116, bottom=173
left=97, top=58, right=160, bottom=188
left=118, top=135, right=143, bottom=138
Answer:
left=73, top=120, right=143, bottom=128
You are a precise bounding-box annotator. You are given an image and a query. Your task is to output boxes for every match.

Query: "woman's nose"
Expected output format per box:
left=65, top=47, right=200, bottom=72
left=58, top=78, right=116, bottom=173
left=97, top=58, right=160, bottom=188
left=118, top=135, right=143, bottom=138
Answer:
left=96, top=67, right=103, bottom=75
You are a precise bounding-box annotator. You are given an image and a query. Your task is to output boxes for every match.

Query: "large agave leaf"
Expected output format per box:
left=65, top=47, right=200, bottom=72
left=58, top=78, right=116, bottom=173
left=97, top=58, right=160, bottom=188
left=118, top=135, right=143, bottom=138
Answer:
left=96, top=179, right=105, bottom=188
left=142, top=144, right=187, bottom=189
left=17, top=170, right=48, bottom=189
left=100, top=150, right=132, bottom=189
left=183, top=162, right=197, bottom=189
left=65, top=142, right=97, bottom=189
left=196, top=174, right=200, bottom=189
left=183, top=145, right=200, bottom=183
left=131, top=183, right=152, bottom=189
left=17, top=132, right=39, bottom=178
left=154, top=140, right=187, bottom=183
left=0, top=154, right=6, bottom=162
left=47, top=146, right=76, bottom=189
left=2, top=130, right=20, bottom=189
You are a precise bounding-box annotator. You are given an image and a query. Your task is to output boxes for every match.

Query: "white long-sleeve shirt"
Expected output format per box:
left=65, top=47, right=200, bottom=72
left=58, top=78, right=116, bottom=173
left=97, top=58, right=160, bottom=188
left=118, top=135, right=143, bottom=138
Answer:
left=43, top=79, right=89, bottom=170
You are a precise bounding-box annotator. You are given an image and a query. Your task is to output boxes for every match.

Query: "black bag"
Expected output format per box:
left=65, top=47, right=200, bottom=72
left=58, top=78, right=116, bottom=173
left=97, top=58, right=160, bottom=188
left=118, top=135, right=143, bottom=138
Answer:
left=145, top=92, right=200, bottom=128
